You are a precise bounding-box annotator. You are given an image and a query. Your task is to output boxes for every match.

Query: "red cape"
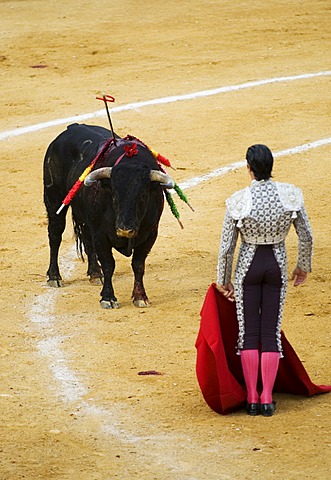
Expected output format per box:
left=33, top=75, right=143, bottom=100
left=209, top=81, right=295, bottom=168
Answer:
left=195, top=283, right=331, bottom=414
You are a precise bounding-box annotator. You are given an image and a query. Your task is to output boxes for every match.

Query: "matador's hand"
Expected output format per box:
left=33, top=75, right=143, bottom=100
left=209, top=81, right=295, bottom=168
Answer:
left=216, top=282, right=235, bottom=301
left=291, top=267, right=308, bottom=286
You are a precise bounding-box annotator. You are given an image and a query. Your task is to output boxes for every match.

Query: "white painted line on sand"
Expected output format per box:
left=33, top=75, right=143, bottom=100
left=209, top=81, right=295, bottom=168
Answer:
left=1, top=70, right=330, bottom=141
left=178, top=137, right=331, bottom=190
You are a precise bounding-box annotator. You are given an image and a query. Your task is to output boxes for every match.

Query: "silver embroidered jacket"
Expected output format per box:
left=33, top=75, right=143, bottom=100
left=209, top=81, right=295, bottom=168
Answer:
left=217, top=179, right=313, bottom=355
left=217, top=179, right=313, bottom=286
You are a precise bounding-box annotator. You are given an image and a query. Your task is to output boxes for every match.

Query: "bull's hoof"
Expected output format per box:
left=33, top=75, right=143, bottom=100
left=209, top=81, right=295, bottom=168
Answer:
left=133, top=299, right=150, bottom=308
left=47, top=278, right=63, bottom=287
left=100, top=299, right=120, bottom=309
left=89, top=277, right=103, bottom=286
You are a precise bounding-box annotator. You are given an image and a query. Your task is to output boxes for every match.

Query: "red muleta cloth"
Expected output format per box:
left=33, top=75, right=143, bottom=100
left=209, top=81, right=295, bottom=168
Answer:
left=195, top=283, right=331, bottom=415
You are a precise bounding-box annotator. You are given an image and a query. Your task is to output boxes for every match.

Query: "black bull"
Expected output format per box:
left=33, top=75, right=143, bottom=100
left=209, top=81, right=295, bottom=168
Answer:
left=43, top=123, right=175, bottom=308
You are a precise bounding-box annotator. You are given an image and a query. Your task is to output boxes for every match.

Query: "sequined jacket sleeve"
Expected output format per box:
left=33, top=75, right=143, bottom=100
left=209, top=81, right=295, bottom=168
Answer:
left=293, top=205, right=313, bottom=272
left=217, top=209, right=239, bottom=285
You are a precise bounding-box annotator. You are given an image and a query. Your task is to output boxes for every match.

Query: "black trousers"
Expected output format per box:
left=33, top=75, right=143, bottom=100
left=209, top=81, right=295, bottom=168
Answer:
left=242, top=245, right=282, bottom=352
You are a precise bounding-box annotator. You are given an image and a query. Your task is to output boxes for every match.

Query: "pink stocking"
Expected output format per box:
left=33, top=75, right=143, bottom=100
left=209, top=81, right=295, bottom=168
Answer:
left=241, top=349, right=259, bottom=403
left=260, top=352, right=280, bottom=404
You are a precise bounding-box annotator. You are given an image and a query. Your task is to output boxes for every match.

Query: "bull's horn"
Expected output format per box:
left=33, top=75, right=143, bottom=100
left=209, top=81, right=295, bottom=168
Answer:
left=150, top=170, right=175, bottom=189
left=84, top=167, right=112, bottom=187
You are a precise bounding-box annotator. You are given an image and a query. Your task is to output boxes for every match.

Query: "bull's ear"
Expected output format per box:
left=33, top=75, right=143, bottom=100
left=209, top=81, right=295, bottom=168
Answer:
left=84, top=167, right=112, bottom=187
left=150, top=170, right=175, bottom=189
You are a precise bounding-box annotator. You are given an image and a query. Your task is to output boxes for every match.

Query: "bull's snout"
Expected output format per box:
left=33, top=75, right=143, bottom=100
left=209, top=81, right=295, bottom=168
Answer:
left=116, top=228, right=137, bottom=238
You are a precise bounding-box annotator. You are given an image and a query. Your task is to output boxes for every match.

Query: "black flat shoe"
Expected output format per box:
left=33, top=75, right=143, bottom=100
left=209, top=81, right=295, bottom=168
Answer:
left=246, top=403, right=260, bottom=416
left=260, top=401, right=276, bottom=417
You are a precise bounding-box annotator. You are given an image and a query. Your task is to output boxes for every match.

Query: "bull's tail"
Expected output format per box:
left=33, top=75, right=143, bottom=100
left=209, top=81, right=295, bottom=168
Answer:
left=71, top=213, right=103, bottom=282
left=72, top=214, right=85, bottom=261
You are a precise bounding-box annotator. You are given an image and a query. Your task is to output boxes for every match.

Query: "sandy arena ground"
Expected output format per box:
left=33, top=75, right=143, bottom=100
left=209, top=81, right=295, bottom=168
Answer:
left=0, top=1, right=330, bottom=479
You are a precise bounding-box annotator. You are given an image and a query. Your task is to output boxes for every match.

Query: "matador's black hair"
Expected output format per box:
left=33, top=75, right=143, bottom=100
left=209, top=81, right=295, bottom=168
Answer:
left=246, top=144, right=274, bottom=181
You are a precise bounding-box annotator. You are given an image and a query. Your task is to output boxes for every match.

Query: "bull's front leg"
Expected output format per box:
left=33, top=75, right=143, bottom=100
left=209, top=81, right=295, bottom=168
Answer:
left=131, top=248, right=150, bottom=308
left=97, top=248, right=119, bottom=309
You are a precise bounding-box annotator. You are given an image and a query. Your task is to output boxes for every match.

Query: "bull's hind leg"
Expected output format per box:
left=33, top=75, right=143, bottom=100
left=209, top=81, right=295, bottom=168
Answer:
left=45, top=204, right=67, bottom=287
left=44, top=152, right=68, bottom=287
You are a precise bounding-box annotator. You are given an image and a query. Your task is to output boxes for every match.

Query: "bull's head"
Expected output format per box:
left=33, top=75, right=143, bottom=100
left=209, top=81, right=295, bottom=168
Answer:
left=84, top=166, right=175, bottom=238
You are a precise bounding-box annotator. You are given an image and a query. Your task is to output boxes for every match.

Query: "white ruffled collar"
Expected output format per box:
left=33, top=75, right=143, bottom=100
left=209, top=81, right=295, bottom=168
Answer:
left=251, top=179, right=270, bottom=187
